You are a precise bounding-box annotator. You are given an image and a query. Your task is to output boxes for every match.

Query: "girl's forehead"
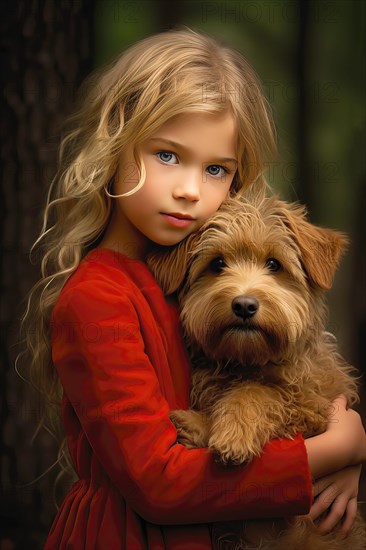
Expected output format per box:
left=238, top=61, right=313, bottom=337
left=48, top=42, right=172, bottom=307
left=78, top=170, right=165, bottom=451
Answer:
left=146, top=111, right=238, bottom=160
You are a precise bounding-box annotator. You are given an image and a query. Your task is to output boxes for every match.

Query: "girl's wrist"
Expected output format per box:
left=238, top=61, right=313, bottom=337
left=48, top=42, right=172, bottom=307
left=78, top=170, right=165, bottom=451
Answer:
left=305, top=431, right=347, bottom=479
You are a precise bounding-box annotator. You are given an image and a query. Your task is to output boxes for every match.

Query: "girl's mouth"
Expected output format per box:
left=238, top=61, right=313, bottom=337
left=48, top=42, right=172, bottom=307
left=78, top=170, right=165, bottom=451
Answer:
left=161, top=213, right=195, bottom=227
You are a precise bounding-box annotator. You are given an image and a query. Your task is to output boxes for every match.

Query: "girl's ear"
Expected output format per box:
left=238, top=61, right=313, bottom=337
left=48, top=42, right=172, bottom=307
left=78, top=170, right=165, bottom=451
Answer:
left=146, top=231, right=200, bottom=295
left=279, top=201, right=349, bottom=290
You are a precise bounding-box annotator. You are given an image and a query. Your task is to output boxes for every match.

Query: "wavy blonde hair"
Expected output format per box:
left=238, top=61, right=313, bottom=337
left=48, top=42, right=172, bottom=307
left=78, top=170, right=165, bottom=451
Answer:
left=16, top=26, right=277, bottom=500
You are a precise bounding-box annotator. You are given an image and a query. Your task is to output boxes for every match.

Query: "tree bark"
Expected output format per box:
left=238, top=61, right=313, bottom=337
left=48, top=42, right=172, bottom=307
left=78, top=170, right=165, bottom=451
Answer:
left=1, top=1, right=94, bottom=546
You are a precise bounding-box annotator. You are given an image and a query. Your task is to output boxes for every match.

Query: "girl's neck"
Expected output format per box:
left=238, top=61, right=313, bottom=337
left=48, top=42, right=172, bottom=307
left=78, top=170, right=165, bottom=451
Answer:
left=98, top=205, right=148, bottom=261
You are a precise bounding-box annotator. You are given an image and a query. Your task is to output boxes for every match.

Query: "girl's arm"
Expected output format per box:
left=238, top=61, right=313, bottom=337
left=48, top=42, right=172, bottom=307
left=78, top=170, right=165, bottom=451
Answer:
left=51, top=279, right=364, bottom=525
left=305, top=395, right=366, bottom=479
left=52, top=278, right=311, bottom=524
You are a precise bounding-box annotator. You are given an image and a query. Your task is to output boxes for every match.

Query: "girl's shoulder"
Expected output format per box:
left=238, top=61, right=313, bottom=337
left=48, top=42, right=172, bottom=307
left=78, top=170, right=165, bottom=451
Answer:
left=54, top=247, right=161, bottom=311
left=51, top=247, right=181, bottom=346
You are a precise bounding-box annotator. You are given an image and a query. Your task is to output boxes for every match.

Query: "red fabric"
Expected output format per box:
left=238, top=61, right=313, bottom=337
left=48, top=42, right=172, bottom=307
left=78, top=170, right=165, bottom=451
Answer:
left=45, top=248, right=313, bottom=550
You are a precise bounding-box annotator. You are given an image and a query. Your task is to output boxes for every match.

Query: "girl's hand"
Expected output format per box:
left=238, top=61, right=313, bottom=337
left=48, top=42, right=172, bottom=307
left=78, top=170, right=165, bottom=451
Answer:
left=309, top=464, right=362, bottom=537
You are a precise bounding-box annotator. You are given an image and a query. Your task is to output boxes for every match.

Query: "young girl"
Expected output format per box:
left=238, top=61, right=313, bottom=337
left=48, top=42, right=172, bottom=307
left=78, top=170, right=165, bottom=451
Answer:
left=19, top=28, right=365, bottom=549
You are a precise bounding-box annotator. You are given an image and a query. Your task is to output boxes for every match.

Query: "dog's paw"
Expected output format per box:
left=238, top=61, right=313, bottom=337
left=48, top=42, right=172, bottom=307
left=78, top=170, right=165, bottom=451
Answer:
left=207, top=419, right=268, bottom=465
left=208, top=433, right=258, bottom=465
left=170, top=409, right=209, bottom=449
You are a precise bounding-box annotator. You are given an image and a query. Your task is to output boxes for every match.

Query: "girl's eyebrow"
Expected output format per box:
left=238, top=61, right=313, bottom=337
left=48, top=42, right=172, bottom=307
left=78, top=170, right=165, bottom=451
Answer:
left=148, top=137, right=237, bottom=165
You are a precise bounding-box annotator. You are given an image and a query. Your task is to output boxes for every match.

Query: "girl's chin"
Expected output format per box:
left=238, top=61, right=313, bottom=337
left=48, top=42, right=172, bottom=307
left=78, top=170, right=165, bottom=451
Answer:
left=148, top=233, right=191, bottom=247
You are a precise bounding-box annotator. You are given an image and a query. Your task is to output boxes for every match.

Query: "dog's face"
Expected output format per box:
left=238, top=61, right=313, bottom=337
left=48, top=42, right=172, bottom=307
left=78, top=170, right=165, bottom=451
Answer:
left=147, top=196, right=347, bottom=366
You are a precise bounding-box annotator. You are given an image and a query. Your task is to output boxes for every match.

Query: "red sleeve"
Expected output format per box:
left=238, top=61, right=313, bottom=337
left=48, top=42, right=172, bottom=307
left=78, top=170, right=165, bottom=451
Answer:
left=51, top=279, right=313, bottom=525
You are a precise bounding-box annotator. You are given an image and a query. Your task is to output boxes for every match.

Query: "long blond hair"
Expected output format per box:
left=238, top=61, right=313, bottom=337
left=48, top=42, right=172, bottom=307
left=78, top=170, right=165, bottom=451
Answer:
left=16, top=26, right=277, bottom=496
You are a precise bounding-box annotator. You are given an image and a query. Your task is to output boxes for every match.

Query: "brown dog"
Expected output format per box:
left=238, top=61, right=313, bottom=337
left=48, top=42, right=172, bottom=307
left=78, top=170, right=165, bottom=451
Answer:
left=147, top=194, right=366, bottom=549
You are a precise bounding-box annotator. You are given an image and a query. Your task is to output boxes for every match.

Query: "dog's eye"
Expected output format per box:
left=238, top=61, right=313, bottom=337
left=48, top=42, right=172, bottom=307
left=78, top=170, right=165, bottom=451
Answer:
left=209, top=256, right=226, bottom=274
left=265, top=258, right=282, bottom=272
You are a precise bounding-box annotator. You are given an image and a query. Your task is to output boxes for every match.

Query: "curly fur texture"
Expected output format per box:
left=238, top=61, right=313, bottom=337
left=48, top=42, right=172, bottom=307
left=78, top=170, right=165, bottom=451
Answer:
left=147, top=194, right=366, bottom=549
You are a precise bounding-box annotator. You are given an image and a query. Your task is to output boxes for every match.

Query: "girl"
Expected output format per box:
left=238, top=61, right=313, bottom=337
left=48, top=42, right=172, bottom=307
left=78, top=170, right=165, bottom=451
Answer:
left=18, top=27, right=365, bottom=549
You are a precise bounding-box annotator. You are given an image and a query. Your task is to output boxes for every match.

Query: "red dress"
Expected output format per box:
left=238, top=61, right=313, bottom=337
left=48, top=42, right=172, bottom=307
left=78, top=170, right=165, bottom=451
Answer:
left=45, top=248, right=312, bottom=550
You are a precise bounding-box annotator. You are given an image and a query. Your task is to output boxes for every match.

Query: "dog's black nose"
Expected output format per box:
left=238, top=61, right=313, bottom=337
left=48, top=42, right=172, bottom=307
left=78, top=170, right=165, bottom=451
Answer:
left=232, top=296, right=259, bottom=319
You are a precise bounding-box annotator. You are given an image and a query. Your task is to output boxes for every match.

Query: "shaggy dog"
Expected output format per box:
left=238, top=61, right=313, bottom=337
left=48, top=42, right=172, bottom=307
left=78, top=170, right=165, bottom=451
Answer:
left=147, top=194, right=366, bottom=549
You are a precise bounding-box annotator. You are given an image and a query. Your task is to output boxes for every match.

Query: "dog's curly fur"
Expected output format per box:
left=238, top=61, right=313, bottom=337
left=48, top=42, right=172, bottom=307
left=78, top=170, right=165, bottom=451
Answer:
left=147, top=193, right=366, bottom=549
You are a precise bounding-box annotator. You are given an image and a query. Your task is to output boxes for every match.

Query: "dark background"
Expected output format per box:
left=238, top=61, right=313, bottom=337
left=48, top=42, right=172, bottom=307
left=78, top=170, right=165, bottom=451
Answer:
left=1, top=1, right=365, bottom=548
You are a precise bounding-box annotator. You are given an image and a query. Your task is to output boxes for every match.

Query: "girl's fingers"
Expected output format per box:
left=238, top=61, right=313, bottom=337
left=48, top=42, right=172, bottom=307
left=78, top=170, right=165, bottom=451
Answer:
left=317, top=495, right=347, bottom=534
left=339, top=497, right=358, bottom=538
left=312, top=477, right=333, bottom=499
left=308, top=497, right=325, bottom=521
left=309, top=484, right=337, bottom=521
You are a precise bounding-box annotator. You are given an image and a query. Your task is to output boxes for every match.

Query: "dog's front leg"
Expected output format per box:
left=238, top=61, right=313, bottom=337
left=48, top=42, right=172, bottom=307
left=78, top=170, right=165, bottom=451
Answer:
left=170, top=409, right=210, bottom=449
left=208, top=384, right=289, bottom=464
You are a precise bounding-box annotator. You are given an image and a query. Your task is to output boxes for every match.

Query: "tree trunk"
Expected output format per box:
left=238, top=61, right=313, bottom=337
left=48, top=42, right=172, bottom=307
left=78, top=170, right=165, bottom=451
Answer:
left=1, top=1, right=94, bottom=547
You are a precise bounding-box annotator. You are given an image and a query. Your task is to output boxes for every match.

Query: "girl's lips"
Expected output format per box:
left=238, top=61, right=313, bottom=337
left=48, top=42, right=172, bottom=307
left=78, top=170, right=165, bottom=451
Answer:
left=161, top=213, right=195, bottom=228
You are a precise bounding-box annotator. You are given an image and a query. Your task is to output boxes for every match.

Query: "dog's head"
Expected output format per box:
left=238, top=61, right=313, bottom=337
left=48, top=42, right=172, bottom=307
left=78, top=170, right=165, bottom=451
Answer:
left=147, top=195, right=348, bottom=366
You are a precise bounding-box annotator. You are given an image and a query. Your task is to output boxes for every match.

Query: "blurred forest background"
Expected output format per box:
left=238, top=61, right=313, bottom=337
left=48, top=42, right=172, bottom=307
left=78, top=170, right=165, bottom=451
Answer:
left=1, top=0, right=365, bottom=548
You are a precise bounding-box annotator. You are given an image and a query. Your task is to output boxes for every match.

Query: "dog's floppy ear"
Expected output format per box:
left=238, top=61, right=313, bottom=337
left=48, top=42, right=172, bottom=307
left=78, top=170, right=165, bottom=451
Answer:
left=279, top=201, right=348, bottom=290
left=146, top=231, right=200, bottom=295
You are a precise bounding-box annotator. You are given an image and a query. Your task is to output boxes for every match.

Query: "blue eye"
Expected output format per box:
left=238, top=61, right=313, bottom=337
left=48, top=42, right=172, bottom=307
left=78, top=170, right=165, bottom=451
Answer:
left=157, top=151, right=177, bottom=164
left=207, top=165, right=229, bottom=178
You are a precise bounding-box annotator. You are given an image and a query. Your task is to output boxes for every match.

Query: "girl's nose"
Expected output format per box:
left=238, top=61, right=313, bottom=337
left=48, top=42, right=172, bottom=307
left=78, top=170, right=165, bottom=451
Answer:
left=172, top=170, right=201, bottom=202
